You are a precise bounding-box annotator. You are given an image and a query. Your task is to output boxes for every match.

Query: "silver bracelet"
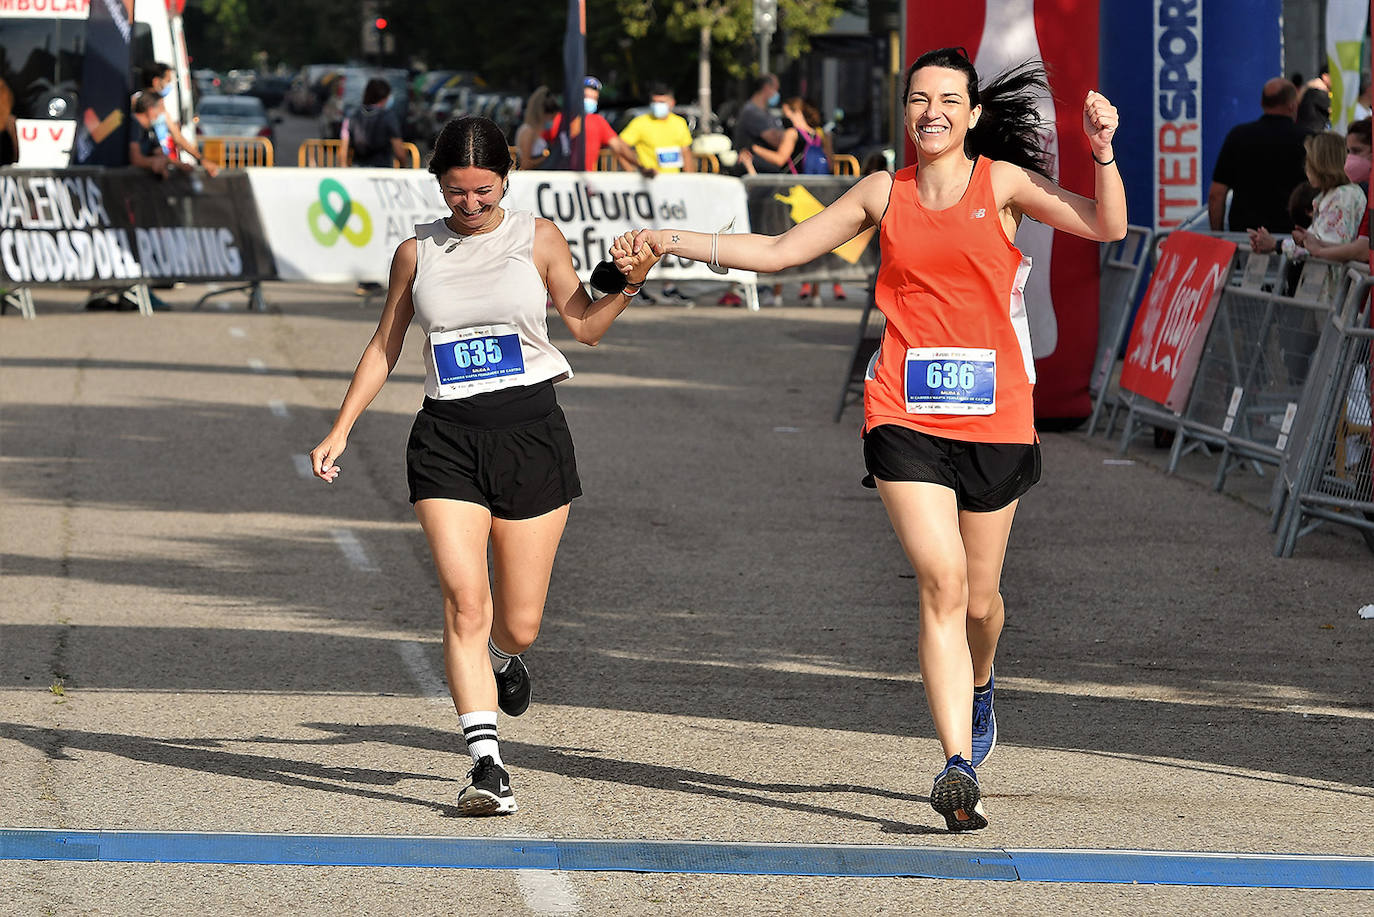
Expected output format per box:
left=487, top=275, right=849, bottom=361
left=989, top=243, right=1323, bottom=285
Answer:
left=710, top=232, right=720, bottom=271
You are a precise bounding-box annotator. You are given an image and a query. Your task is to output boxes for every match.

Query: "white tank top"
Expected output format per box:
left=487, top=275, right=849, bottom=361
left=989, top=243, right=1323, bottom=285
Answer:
left=411, top=210, right=573, bottom=400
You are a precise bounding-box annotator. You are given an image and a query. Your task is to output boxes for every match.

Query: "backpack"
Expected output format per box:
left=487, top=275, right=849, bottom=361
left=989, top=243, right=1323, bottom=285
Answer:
left=799, top=128, right=830, bottom=175
left=348, top=109, right=381, bottom=158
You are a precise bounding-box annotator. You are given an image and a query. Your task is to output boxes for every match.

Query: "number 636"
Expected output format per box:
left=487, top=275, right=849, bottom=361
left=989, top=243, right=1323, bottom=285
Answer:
left=927, top=361, right=976, bottom=390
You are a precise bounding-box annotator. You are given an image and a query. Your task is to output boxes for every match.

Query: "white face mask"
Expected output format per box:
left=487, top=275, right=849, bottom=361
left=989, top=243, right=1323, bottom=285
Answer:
left=650, top=101, right=670, bottom=119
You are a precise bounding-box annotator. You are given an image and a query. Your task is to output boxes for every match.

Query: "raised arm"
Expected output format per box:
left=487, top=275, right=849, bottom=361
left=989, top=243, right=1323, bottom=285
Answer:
left=996, top=91, right=1127, bottom=242
left=619, top=170, right=890, bottom=274
left=752, top=127, right=798, bottom=169
left=309, top=238, right=417, bottom=481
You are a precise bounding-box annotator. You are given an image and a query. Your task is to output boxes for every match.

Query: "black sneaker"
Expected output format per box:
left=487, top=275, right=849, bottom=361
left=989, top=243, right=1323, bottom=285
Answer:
left=495, top=655, right=531, bottom=717
left=930, top=754, right=987, bottom=832
left=455, top=756, right=517, bottom=816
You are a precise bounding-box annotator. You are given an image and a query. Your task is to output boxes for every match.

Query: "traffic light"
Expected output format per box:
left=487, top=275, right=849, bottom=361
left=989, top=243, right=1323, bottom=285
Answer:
left=374, top=17, right=387, bottom=29
left=753, top=0, right=776, bottom=36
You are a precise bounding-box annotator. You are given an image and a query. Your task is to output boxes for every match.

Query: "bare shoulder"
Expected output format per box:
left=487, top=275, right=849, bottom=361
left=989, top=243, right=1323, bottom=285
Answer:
left=534, top=217, right=571, bottom=252
left=393, top=236, right=417, bottom=269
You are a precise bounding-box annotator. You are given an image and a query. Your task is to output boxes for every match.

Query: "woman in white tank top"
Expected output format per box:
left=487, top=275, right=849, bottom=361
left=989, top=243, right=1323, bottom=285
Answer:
left=309, top=116, right=655, bottom=816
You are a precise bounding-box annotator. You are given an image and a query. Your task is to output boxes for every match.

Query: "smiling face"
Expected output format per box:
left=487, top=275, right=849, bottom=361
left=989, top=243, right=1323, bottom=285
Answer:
left=905, top=65, right=980, bottom=161
left=439, top=166, right=505, bottom=233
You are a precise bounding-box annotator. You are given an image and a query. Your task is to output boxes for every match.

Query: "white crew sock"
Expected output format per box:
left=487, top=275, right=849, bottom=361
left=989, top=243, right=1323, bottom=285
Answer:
left=488, top=637, right=515, bottom=674
left=459, top=711, right=501, bottom=765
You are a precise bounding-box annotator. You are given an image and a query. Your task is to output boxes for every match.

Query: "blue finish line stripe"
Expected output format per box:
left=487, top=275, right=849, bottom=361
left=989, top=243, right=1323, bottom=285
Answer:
left=2, top=830, right=1371, bottom=890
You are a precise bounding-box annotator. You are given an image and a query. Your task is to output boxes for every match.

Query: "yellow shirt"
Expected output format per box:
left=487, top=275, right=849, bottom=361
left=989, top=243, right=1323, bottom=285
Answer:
left=619, top=113, right=693, bottom=172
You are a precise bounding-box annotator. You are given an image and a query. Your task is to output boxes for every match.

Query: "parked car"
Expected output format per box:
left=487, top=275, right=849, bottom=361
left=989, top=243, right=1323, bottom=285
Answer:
left=245, top=74, right=292, bottom=111
left=195, top=95, right=278, bottom=144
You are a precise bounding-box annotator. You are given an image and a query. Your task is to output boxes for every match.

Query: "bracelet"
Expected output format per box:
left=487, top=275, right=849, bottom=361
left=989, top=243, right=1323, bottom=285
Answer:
left=621, top=281, right=644, bottom=297
left=709, top=232, right=719, bottom=271
left=1092, top=152, right=1115, bottom=166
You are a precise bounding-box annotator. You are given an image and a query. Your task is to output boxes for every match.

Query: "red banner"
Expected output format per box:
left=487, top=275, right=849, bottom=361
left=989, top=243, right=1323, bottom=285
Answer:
left=903, top=0, right=1101, bottom=425
left=1119, top=231, right=1236, bottom=411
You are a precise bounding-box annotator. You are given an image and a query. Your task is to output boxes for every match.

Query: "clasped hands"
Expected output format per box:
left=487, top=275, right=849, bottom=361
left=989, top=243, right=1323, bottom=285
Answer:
left=610, top=229, right=665, bottom=284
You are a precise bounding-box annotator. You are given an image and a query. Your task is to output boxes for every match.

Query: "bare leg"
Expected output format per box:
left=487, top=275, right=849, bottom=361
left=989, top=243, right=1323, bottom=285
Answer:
left=960, top=501, right=1019, bottom=686
left=489, top=504, right=571, bottom=655
left=414, top=498, right=497, bottom=714
left=875, top=480, right=973, bottom=761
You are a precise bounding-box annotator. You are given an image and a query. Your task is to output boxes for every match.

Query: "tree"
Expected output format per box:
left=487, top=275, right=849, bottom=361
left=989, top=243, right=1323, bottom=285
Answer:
left=616, top=0, right=846, bottom=132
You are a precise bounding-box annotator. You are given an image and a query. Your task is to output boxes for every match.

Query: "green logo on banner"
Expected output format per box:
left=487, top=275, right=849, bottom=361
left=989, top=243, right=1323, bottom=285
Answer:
left=308, top=178, right=373, bottom=247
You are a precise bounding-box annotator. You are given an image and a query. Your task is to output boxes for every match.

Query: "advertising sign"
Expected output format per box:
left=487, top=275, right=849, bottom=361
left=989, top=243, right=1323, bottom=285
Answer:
left=1119, top=230, right=1235, bottom=411
left=0, top=169, right=276, bottom=286
left=247, top=168, right=755, bottom=285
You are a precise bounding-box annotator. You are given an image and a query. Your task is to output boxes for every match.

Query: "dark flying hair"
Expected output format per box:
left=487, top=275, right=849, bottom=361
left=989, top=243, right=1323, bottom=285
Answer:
left=363, top=78, right=392, bottom=106
left=428, top=116, right=512, bottom=178
left=906, top=47, right=1053, bottom=179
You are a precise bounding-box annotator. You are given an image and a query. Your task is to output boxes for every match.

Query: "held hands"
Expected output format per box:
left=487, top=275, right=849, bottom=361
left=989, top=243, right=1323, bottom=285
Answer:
left=1083, top=90, right=1118, bottom=158
left=309, top=432, right=346, bottom=484
left=611, top=229, right=662, bottom=284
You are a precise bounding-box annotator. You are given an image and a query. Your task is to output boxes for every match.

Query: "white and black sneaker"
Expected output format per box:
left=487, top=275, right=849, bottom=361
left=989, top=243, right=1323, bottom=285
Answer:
left=495, top=655, right=531, bottom=717
left=456, top=756, right=517, bottom=816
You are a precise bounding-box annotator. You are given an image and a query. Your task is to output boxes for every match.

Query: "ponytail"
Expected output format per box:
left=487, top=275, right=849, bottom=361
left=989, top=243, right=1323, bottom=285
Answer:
left=907, top=48, right=1054, bottom=179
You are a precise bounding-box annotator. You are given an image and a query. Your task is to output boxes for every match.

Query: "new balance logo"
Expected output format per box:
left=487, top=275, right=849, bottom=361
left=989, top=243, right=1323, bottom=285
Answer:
left=970, top=208, right=987, bottom=219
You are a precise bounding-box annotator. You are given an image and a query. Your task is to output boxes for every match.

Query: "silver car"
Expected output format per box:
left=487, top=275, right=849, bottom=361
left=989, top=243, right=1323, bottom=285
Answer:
left=194, top=95, right=277, bottom=143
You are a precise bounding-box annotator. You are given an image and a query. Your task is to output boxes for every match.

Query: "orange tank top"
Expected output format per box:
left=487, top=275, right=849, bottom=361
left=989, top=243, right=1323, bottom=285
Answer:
left=864, top=157, right=1037, bottom=444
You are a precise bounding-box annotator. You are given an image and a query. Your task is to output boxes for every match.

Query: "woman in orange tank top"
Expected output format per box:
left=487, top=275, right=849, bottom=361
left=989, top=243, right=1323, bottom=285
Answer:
left=617, top=47, right=1126, bottom=832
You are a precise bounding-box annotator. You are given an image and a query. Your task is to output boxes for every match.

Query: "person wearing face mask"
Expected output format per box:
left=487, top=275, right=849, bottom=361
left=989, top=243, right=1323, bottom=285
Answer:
left=542, top=76, right=642, bottom=173
left=141, top=63, right=219, bottom=176
left=1276, top=120, right=1374, bottom=267
left=618, top=83, right=695, bottom=176
left=731, top=74, right=786, bottom=176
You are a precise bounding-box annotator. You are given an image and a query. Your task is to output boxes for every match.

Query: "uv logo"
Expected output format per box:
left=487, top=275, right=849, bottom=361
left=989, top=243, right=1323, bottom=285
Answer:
left=308, top=178, right=373, bottom=247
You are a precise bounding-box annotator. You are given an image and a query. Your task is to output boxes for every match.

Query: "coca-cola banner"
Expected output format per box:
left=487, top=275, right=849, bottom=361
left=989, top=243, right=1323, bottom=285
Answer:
left=1119, top=230, right=1236, bottom=411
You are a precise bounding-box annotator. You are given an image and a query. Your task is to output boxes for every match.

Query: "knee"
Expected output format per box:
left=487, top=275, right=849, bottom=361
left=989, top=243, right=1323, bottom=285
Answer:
left=442, top=592, right=493, bottom=640
left=967, top=591, right=1004, bottom=625
left=496, top=615, right=541, bottom=654
left=919, top=571, right=969, bottom=621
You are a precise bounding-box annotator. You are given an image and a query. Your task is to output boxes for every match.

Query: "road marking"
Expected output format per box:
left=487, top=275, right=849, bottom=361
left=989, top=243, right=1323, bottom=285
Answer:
left=396, top=641, right=451, bottom=707
left=1, top=831, right=1369, bottom=888
left=269, top=400, right=290, bottom=418
left=515, top=868, right=579, bottom=915
left=229, top=327, right=247, bottom=338
left=248, top=358, right=267, bottom=373
left=329, top=528, right=379, bottom=573
left=291, top=454, right=313, bottom=479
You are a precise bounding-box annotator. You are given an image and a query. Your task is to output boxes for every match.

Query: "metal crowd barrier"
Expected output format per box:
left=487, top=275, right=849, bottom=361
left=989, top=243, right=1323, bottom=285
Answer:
left=1273, top=269, right=1374, bottom=555
left=202, top=137, right=274, bottom=168
left=1088, top=224, right=1153, bottom=435
left=1105, top=242, right=1355, bottom=505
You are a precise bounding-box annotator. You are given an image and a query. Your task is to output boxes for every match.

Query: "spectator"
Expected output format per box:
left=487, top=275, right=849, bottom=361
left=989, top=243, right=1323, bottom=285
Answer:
left=1250, top=132, right=1366, bottom=275
left=543, top=76, right=640, bottom=172
left=731, top=74, right=785, bottom=174
left=514, top=86, right=554, bottom=169
left=1208, top=78, right=1307, bottom=233
left=141, top=63, right=218, bottom=176
left=0, top=77, right=17, bottom=166
left=1345, top=117, right=1371, bottom=195
left=129, top=91, right=181, bottom=178
left=619, top=82, right=695, bottom=175
left=345, top=78, right=405, bottom=168
left=1297, top=71, right=1331, bottom=134
left=748, top=96, right=832, bottom=175
left=619, top=82, right=696, bottom=305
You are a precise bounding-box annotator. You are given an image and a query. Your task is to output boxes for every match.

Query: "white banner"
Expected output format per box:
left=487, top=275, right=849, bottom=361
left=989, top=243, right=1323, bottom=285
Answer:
left=245, top=168, right=754, bottom=285
left=1326, top=0, right=1369, bottom=130
left=1154, top=0, right=1204, bottom=230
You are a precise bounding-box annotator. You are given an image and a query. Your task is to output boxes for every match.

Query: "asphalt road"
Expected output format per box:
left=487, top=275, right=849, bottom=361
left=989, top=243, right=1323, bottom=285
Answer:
left=1, top=285, right=1371, bottom=915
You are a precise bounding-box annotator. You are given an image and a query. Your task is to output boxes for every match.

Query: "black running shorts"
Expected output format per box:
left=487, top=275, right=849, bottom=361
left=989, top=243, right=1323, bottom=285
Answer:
left=406, top=381, right=582, bottom=520
left=861, top=423, right=1041, bottom=512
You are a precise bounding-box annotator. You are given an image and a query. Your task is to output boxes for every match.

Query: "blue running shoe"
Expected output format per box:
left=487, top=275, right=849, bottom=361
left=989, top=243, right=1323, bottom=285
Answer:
left=971, top=668, right=996, bottom=767
left=930, top=755, right=987, bottom=831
